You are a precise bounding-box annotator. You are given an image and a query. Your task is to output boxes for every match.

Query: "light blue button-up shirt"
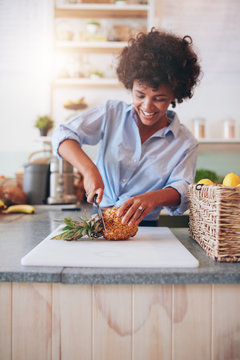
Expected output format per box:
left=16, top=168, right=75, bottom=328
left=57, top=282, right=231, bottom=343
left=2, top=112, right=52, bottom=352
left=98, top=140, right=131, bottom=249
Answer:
left=52, top=99, right=198, bottom=220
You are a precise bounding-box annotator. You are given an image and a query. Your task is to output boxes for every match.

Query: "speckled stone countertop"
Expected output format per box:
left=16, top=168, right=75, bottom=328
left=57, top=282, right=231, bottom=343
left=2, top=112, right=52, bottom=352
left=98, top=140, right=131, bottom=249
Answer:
left=0, top=205, right=239, bottom=284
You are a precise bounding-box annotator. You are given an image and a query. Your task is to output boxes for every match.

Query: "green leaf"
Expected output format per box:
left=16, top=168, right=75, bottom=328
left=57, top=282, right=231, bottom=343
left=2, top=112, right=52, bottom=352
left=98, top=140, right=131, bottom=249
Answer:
left=194, top=169, right=218, bottom=183
left=62, top=225, right=74, bottom=231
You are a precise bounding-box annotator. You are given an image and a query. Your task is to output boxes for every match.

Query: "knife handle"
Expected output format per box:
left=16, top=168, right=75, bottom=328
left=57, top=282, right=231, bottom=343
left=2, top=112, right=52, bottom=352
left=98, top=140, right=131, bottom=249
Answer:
left=93, top=194, right=98, bottom=206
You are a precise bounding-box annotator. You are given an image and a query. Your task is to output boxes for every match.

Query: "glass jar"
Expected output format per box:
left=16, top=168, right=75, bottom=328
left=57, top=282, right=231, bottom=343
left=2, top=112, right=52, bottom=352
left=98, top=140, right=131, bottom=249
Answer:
left=223, top=118, right=235, bottom=139
left=193, top=117, right=206, bottom=139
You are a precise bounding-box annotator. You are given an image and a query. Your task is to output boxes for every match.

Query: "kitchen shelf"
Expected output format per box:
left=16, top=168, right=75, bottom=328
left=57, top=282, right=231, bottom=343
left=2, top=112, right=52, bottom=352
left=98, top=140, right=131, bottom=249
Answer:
left=198, top=139, right=240, bottom=153
left=52, top=0, right=153, bottom=119
left=55, top=4, right=149, bottom=18
left=53, top=77, right=122, bottom=87
left=55, top=40, right=128, bottom=53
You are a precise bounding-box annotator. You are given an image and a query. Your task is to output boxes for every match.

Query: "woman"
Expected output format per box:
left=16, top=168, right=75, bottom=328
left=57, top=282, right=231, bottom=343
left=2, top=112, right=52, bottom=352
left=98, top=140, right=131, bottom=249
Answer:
left=52, top=28, right=201, bottom=226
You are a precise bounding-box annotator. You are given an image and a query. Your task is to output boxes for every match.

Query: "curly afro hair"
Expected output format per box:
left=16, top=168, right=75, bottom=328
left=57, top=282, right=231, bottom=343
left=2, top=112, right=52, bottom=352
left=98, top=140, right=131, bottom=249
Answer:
left=116, top=28, right=201, bottom=107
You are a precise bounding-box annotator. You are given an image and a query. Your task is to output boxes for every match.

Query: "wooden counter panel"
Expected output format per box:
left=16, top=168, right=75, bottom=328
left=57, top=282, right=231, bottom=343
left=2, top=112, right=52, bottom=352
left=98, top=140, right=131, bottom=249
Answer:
left=1, top=282, right=240, bottom=359
left=213, top=284, right=240, bottom=359
left=12, top=282, right=52, bottom=360
left=93, top=285, right=132, bottom=360
left=173, top=284, right=212, bottom=360
left=133, top=285, right=172, bottom=360
left=52, top=284, right=92, bottom=360
left=0, top=282, right=11, bottom=360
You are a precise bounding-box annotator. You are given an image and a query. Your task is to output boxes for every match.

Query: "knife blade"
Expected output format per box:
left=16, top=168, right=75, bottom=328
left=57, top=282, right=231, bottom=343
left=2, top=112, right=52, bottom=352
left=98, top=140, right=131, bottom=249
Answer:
left=93, top=194, right=106, bottom=232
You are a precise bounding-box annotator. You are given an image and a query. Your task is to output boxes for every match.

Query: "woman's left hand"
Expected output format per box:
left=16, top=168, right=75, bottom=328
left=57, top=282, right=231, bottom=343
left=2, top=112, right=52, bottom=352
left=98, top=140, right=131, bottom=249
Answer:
left=117, top=192, right=158, bottom=226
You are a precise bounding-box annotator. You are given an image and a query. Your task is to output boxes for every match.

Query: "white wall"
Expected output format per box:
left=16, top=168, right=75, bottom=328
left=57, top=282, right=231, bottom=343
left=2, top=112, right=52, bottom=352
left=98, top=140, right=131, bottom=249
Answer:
left=176, top=72, right=240, bottom=139
left=0, top=0, right=54, bottom=177
left=154, top=0, right=240, bottom=138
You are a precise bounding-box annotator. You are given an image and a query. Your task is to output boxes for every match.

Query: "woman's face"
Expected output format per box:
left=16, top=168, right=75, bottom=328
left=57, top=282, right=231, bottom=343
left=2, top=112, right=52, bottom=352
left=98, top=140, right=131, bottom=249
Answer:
left=132, top=80, right=175, bottom=128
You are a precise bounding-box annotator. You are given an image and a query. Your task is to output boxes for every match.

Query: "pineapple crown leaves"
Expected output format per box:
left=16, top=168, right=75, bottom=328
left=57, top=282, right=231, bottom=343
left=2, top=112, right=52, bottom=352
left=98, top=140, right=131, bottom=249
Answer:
left=51, top=214, right=103, bottom=241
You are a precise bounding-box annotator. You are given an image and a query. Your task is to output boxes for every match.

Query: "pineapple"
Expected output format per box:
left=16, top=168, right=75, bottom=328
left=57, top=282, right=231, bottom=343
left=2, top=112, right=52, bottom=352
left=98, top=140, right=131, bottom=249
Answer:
left=103, top=207, right=138, bottom=240
left=52, top=207, right=138, bottom=241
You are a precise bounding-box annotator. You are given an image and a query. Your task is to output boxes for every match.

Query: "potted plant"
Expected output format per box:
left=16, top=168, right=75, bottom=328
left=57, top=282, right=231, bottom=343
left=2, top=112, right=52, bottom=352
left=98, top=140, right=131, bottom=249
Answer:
left=34, top=115, right=54, bottom=136
left=86, top=20, right=101, bottom=34
left=90, top=70, right=104, bottom=80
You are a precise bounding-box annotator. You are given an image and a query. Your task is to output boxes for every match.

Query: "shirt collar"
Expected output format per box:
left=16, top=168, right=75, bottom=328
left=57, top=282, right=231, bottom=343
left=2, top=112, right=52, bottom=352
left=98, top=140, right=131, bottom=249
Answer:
left=130, top=105, right=180, bottom=138
left=165, top=110, right=180, bottom=138
left=130, top=105, right=138, bottom=124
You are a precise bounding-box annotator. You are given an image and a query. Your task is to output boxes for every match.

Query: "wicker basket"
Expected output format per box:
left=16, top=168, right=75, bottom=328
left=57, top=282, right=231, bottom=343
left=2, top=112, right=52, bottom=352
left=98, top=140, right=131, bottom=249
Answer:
left=188, top=184, right=240, bottom=262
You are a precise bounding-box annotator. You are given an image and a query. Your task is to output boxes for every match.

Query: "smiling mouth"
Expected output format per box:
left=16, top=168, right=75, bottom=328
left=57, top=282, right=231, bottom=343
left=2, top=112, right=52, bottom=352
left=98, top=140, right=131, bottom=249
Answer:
left=141, top=109, right=157, bottom=118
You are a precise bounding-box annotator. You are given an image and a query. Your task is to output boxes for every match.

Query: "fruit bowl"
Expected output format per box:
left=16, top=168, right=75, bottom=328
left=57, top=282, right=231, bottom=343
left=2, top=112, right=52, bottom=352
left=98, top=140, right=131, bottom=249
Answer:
left=64, top=103, right=88, bottom=110
left=63, top=97, right=88, bottom=110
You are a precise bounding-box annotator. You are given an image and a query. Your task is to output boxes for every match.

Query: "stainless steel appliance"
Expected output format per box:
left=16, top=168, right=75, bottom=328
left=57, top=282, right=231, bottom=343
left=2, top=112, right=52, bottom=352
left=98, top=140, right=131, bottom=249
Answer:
left=47, top=157, right=77, bottom=204
left=23, top=162, right=50, bottom=204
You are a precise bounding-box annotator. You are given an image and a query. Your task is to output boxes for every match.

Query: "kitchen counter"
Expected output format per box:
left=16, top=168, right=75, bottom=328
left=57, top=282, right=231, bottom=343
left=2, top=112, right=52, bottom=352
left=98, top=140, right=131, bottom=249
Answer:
left=1, top=206, right=240, bottom=360
left=0, top=205, right=239, bottom=284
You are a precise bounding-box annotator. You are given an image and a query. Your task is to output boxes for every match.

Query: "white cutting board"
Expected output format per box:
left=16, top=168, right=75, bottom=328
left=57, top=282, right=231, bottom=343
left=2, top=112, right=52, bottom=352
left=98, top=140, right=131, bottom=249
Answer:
left=21, top=226, right=198, bottom=268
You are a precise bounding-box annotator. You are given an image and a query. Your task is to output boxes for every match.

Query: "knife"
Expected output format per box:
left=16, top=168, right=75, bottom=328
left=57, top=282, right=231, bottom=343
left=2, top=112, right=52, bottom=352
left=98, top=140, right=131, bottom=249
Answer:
left=93, top=194, right=106, bottom=232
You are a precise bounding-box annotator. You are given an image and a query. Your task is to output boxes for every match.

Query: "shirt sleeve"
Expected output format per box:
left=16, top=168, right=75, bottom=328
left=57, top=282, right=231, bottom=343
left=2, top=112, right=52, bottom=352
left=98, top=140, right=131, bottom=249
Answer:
left=162, top=142, right=198, bottom=215
left=51, top=102, right=108, bottom=157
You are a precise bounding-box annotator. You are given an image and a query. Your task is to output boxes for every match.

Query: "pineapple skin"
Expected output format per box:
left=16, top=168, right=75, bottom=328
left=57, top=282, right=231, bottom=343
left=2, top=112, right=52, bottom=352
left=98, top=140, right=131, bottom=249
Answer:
left=102, top=207, right=138, bottom=240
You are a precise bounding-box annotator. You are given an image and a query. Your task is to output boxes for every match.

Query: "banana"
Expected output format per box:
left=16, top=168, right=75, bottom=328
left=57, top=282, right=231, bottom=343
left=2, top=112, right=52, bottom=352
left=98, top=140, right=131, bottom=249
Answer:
left=3, top=204, right=35, bottom=214
left=0, top=199, right=7, bottom=210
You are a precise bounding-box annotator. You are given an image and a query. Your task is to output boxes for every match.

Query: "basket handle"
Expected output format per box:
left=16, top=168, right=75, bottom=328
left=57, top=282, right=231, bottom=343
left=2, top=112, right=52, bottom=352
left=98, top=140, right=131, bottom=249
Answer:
left=196, top=183, right=204, bottom=191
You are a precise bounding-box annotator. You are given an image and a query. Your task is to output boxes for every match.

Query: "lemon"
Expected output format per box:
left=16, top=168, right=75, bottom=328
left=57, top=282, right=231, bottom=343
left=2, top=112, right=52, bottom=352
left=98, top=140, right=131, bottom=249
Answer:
left=197, top=178, right=215, bottom=185
left=222, top=172, right=240, bottom=186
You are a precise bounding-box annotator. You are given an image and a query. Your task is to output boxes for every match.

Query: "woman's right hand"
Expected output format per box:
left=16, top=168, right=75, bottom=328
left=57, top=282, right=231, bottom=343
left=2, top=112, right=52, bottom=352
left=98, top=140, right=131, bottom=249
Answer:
left=58, top=139, right=104, bottom=204
left=83, top=166, right=104, bottom=204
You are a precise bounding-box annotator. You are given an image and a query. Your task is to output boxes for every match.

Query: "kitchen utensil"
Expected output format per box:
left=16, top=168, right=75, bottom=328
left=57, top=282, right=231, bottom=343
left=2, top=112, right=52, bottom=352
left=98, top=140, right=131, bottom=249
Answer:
left=93, top=194, right=106, bottom=232
left=47, top=157, right=77, bottom=204
left=27, top=150, right=52, bottom=164
left=21, top=226, right=199, bottom=268
left=23, top=149, right=53, bottom=204
left=23, top=162, right=50, bottom=204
